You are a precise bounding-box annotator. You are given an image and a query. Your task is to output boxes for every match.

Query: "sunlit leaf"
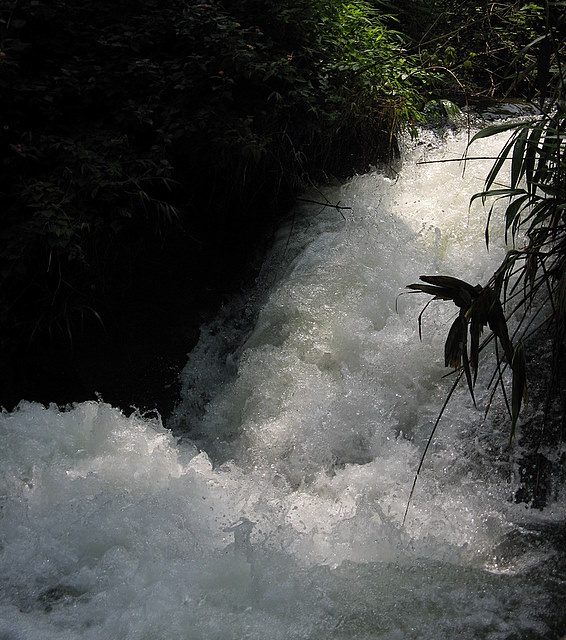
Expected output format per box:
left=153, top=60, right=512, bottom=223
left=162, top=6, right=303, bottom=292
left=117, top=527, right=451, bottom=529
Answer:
left=485, top=136, right=517, bottom=192
left=469, top=121, right=526, bottom=143
left=470, top=187, right=525, bottom=206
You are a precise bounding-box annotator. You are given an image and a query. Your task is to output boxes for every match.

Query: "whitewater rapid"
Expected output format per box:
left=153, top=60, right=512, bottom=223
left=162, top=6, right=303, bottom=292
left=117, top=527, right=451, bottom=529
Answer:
left=1, top=129, right=565, bottom=639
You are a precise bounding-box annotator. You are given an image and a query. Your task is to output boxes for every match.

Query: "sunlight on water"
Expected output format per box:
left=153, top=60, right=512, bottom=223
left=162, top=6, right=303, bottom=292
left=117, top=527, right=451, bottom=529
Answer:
left=1, top=130, right=565, bottom=639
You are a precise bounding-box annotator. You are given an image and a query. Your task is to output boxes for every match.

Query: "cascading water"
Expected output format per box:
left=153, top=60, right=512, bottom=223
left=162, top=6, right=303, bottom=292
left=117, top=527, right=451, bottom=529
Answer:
left=1, top=128, right=565, bottom=639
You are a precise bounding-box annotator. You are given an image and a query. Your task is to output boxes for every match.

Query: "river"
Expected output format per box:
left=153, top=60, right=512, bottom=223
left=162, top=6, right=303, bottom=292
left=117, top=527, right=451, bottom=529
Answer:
left=1, top=126, right=565, bottom=639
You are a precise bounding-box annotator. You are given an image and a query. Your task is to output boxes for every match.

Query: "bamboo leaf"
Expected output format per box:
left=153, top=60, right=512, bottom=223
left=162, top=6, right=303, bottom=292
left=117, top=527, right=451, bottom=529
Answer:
left=445, top=315, right=466, bottom=369
left=470, top=190, right=491, bottom=207
left=469, top=313, right=481, bottom=382
left=485, top=137, right=516, bottom=192
left=487, top=297, right=514, bottom=364
left=419, top=275, right=479, bottom=294
left=461, top=336, right=476, bottom=407
left=470, top=188, right=526, bottom=205
left=471, top=286, right=493, bottom=325
left=511, top=128, right=528, bottom=190
left=504, top=193, right=530, bottom=242
left=536, top=36, right=552, bottom=107
left=525, top=125, right=544, bottom=194
left=533, top=183, right=566, bottom=197
left=485, top=203, right=495, bottom=248
left=406, top=283, right=455, bottom=300
left=413, top=275, right=479, bottom=308
left=469, top=122, right=525, bottom=144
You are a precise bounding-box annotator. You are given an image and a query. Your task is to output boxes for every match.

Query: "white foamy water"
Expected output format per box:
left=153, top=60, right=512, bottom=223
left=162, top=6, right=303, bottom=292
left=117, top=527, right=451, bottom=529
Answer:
left=2, top=130, right=565, bottom=639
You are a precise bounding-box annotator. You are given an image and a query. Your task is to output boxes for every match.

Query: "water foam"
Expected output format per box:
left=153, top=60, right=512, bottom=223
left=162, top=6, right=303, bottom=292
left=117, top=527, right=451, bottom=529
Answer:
left=2, top=130, right=565, bottom=639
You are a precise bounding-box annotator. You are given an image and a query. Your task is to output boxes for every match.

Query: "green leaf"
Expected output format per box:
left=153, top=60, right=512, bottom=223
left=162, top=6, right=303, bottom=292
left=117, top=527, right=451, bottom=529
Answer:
left=485, top=136, right=517, bottom=192
left=470, top=188, right=526, bottom=207
left=504, top=193, right=530, bottom=242
left=469, top=121, right=529, bottom=144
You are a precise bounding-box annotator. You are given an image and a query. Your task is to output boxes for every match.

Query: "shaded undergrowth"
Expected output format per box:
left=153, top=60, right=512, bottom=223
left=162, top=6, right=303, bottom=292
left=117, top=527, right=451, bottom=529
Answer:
left=0, top=0, right=430, bottom=406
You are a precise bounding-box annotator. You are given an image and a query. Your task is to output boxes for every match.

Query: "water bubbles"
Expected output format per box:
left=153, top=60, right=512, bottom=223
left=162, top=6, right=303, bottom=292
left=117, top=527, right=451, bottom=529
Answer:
left=2, top=131, right=566, bottom=638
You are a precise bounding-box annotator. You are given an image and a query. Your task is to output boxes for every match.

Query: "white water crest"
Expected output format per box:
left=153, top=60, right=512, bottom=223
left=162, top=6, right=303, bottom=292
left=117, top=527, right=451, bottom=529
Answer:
left=2, top=129, right=566, bottom=639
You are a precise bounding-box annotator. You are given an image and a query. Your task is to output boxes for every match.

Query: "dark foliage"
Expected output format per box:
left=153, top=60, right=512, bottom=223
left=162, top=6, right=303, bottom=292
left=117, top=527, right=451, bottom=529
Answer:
left=386, top=0, right=560, bottom=101
left=1, top=0, right=427, bottom=407
left=404, top=0, right=565, bottom=513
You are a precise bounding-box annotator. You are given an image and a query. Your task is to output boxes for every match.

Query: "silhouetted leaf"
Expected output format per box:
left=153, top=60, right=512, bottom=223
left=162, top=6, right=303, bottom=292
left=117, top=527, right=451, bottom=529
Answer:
left=406, top=283, right=455, bottom=300
left=461, top=336, right=476, bottom=406
left=414, top=275, right=480, bottom=308
left=487, top=296, right=514, bottom=364
left=525, top=125, right=544, bottom=194
left=419, top=275, right=479, bottom=293
left=511, top=128, right=528, bottom=189
left=469, top=312, right=481, bottom=381
left=504, top=193, right=530, bottom=242
left=485, top=136, right=517, bottom=192
left=445, top=315, right=466, bottom=369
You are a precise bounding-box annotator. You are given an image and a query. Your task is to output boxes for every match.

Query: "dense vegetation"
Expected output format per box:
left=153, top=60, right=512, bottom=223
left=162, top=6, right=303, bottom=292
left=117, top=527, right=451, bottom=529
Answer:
left=0, top=0, right=562, bottom=413
left=392, top=0, right=553, bottom=99
left=1, top=0, right=430, bottom=406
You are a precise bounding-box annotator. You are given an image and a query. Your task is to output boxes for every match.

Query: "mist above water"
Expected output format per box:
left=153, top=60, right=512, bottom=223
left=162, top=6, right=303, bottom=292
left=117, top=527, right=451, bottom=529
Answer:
left=2, top=129, right=565, bottom=639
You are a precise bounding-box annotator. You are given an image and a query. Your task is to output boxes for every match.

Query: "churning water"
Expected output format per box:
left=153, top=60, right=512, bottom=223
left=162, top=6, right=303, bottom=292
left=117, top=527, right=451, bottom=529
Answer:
left=2, top=129, right=565, bottom=639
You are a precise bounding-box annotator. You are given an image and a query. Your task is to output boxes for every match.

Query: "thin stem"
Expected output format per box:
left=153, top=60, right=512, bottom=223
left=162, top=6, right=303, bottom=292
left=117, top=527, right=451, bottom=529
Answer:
left=403, top=371, right=463, bottom=526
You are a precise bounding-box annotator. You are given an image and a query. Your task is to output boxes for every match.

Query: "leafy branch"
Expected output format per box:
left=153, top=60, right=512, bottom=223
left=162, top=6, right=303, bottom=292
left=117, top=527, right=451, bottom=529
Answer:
left=404, top=0, right=565, bottom=521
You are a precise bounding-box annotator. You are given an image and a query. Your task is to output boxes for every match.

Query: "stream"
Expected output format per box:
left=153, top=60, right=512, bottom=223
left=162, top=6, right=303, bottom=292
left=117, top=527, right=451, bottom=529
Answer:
left=1, top=126, right=565, bottom=639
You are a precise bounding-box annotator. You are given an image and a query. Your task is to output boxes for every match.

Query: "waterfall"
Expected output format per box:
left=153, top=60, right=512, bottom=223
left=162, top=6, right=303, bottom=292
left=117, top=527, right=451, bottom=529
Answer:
left=1, top=128, right=565, bottom=639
